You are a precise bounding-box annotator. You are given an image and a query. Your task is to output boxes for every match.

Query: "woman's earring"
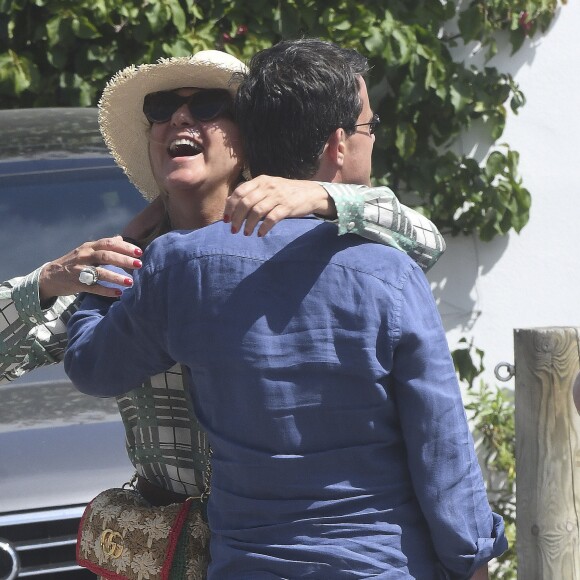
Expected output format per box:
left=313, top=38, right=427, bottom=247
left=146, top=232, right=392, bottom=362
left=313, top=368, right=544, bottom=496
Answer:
left=242, top=165, right=252, bottom=181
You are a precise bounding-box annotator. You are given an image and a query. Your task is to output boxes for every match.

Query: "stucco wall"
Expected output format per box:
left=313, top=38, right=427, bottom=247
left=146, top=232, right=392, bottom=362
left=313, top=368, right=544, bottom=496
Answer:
left=428, top=2, right=580, bottom=388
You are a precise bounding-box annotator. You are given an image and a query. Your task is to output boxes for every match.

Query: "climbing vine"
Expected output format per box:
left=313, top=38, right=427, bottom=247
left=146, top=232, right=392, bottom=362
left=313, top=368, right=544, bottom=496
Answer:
left=0, top=0, right=565, bottom=238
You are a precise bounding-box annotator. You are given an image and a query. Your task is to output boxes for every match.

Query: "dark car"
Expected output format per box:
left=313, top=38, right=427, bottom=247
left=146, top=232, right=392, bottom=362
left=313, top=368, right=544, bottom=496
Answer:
left=0, top=108, right=147, bottom=579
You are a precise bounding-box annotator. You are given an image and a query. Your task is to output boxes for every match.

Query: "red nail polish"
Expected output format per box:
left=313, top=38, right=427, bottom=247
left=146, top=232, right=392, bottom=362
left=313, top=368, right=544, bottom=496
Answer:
left=124, top=278, right=133, bottom=286
left=115, top=290, right=123, bottom=296
left=231, top=225, right=238, bottom=234
left=134, top=248, right=143, bottom=257
left=133, top=259, right=142, bottom=268
left=223, top=215, right=230, bottom=224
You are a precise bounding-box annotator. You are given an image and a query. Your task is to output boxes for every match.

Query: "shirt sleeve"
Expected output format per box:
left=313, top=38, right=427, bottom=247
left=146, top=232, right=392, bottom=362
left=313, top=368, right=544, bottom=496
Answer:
left=389, top=265, right=508, bottom=577
left=65, top=267, right=175, bottom=397
left=319, top=183, right=446, bottom=272
left=0, top=266, right=77, bottom=383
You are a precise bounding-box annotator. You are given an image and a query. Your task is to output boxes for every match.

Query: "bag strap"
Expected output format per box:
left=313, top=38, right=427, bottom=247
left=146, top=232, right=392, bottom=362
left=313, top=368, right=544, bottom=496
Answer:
left=160, top=498, right=195, bottom=580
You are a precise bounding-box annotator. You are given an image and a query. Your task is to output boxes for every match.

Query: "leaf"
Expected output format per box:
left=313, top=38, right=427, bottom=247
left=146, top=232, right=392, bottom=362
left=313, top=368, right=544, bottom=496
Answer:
left=45, top=16, right=62, bottom=47
left=485, top=151, right=506, bottom=179
left=392, top=27, right=412, bottom=64
left=509, top=29, right=526, bottom=54
left=489, top=109, right=506, bottom=140
left=167, top=0, right=187, bottom=34
left=364, top=28, right=384, bottom=53
left=395, top=122, right=417, bottom=160
left=458, top=4, right=484, bottom=43
left=145, top=2, right=169, bottom=33
left=332, top=19, right=351, bottom=31
left=452, top=347, right=484, bottom=388
left=190, top=2, right=203, bottom=19
left=71, top=15, right=100, bottom=39
left=0, top=51, right=37, bottom=94
left=46, top=45, right=68, bottom=69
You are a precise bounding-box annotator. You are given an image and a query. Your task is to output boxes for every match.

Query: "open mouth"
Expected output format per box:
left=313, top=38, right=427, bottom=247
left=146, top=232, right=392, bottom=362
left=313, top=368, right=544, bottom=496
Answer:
left=168, top=138, right=203, bottom=158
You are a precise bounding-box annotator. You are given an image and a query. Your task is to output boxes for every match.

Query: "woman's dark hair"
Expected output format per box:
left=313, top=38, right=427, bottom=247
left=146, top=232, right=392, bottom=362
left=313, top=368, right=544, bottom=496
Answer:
left=235, top=39, right=369, bottom=180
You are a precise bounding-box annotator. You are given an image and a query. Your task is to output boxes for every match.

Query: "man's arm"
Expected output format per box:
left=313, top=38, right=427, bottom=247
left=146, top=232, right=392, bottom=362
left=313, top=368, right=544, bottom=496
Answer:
left=390, top=265, right=507, bottom=577
left=65, top=256, right=175, bottom=397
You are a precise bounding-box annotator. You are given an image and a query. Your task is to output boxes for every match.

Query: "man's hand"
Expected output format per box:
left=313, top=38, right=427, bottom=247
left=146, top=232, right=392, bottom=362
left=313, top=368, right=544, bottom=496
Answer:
left=224, top=176, right=336, bottom=237
left=470, top=564, right=489, bottom=580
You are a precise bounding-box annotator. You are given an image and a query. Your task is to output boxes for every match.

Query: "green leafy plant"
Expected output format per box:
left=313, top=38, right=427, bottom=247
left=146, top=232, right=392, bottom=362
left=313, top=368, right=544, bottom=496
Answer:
left=453, top=338, right=517, bottom=578
left=0, top=0, right=564, bottom=240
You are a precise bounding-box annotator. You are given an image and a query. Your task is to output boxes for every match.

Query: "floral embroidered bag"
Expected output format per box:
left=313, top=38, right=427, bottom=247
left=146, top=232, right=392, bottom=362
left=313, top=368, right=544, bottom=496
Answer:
left=76, top=488, right=210, bottom=580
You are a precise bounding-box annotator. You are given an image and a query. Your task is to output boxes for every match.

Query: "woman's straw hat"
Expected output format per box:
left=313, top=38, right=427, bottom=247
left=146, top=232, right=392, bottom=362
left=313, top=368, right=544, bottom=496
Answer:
left=98, top=50, right=247, bottom=201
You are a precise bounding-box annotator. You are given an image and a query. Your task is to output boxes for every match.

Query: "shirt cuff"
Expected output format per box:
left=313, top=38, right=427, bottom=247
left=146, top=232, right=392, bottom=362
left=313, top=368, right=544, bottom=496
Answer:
left=475, top=511, right=509, bottom=568
left=11, top=265, right=76, bottom=326
left=10, top=265, right=48, bottom=326
left=444, top=512, right=509, bottom=579
left=318, top=182, right=365, bottom=235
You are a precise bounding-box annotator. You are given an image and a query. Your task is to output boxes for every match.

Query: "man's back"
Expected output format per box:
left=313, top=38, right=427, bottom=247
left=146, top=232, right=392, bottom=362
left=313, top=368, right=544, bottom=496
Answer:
left=135, top=217, right=496, bottom=579
left=67, top=216, right=504, bottom=578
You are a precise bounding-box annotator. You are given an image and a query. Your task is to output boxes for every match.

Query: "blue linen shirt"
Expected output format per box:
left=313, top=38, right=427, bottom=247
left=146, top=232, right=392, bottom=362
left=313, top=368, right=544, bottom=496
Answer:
left=65, top=217, right=507, bottom=579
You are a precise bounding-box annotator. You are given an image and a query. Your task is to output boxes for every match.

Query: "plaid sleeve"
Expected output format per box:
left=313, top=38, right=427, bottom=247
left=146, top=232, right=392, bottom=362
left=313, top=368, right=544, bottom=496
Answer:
left=318, top=183, right=446, bottom=272
left=0, top=266, right=78, bottom=383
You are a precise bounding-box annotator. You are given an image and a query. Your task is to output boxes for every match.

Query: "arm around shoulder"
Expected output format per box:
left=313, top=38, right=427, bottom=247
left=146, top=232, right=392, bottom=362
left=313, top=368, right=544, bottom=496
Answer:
left=319, top=182, right=446, bottom=271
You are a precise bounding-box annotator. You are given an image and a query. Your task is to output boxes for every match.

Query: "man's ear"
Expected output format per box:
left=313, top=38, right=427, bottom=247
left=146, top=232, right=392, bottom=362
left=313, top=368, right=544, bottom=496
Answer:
left=315, top=128, right=348, bottom=182
left=323, top=128, right=347, bottom=168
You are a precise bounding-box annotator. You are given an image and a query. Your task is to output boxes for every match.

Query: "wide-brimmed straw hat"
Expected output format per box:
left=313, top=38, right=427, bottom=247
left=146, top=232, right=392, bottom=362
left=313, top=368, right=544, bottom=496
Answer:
left=98, top=50, right=247, bottom=201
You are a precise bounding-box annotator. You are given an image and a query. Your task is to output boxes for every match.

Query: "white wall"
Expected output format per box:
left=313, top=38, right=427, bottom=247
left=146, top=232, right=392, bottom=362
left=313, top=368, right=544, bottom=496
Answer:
left=428, top=3, right=580, bottom=387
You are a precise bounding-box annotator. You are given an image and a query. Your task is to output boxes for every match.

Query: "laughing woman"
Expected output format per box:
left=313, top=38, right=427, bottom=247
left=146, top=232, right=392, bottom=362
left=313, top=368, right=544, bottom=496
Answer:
left=0, top=50, right=445, bottom=578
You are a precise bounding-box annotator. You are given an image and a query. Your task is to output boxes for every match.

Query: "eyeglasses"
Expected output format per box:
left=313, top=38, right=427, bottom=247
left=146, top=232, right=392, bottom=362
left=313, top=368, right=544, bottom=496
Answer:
left=354, top=113, right=381, bottom=135
left=143, top=89, right=232, bottom=124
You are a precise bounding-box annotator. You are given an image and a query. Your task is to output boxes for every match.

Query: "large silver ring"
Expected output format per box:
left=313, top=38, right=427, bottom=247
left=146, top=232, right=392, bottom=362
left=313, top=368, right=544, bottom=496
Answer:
left=78, top=266, right=99, bottom=286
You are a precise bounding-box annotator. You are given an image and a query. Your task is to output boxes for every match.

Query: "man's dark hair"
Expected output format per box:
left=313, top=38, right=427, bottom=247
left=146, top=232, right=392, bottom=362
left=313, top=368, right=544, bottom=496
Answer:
left=235, top=38, right=369, bottom=179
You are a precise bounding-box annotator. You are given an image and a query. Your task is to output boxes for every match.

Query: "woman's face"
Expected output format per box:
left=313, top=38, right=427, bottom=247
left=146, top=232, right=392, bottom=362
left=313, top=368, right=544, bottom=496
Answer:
left=148, top=88, right=244, bottom=214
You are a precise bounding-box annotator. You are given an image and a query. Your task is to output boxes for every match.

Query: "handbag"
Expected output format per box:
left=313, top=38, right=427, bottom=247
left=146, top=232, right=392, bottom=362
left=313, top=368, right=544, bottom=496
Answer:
left=76, top=486, right=210, bottom=580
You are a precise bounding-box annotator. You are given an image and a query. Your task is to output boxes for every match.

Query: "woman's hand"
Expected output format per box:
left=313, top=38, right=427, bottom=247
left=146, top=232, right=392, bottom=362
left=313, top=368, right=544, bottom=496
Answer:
left=39, top=236, right=143, bottom=303
left=223, top=176, right=337, bottom=237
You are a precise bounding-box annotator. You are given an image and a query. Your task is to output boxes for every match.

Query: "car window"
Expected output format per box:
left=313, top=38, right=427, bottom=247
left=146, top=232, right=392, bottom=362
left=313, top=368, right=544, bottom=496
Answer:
left=0, top=161, right=146, bottom=280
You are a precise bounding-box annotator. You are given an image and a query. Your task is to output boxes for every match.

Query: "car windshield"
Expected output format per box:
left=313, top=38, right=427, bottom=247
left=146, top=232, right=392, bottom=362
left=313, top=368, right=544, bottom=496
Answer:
left=0, top=161, right=146, bottom=280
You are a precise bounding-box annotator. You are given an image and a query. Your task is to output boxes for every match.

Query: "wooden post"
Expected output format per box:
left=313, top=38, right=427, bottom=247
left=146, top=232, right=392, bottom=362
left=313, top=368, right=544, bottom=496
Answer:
left=514, top=327, right=580, bottom=579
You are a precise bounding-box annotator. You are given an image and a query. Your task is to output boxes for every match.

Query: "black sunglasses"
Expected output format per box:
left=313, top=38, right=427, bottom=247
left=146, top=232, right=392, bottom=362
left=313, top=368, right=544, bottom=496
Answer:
left=354, top=113, right=381, bottom=135
left=143, top=89, right=233, bottom=124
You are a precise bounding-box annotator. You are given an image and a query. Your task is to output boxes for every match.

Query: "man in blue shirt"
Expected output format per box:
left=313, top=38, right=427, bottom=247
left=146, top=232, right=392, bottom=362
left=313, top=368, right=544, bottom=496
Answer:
left=66, top=39, right=507, bottom=578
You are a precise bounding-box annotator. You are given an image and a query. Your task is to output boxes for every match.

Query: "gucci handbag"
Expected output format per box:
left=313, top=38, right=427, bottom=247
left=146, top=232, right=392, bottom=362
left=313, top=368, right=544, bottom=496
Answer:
left=76, top=487, right=210, bottom=580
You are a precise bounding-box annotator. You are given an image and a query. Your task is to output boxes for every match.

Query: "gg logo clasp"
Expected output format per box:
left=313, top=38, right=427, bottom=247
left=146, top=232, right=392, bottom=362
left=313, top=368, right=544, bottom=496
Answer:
left=100, top=529, right=124, bottom=559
